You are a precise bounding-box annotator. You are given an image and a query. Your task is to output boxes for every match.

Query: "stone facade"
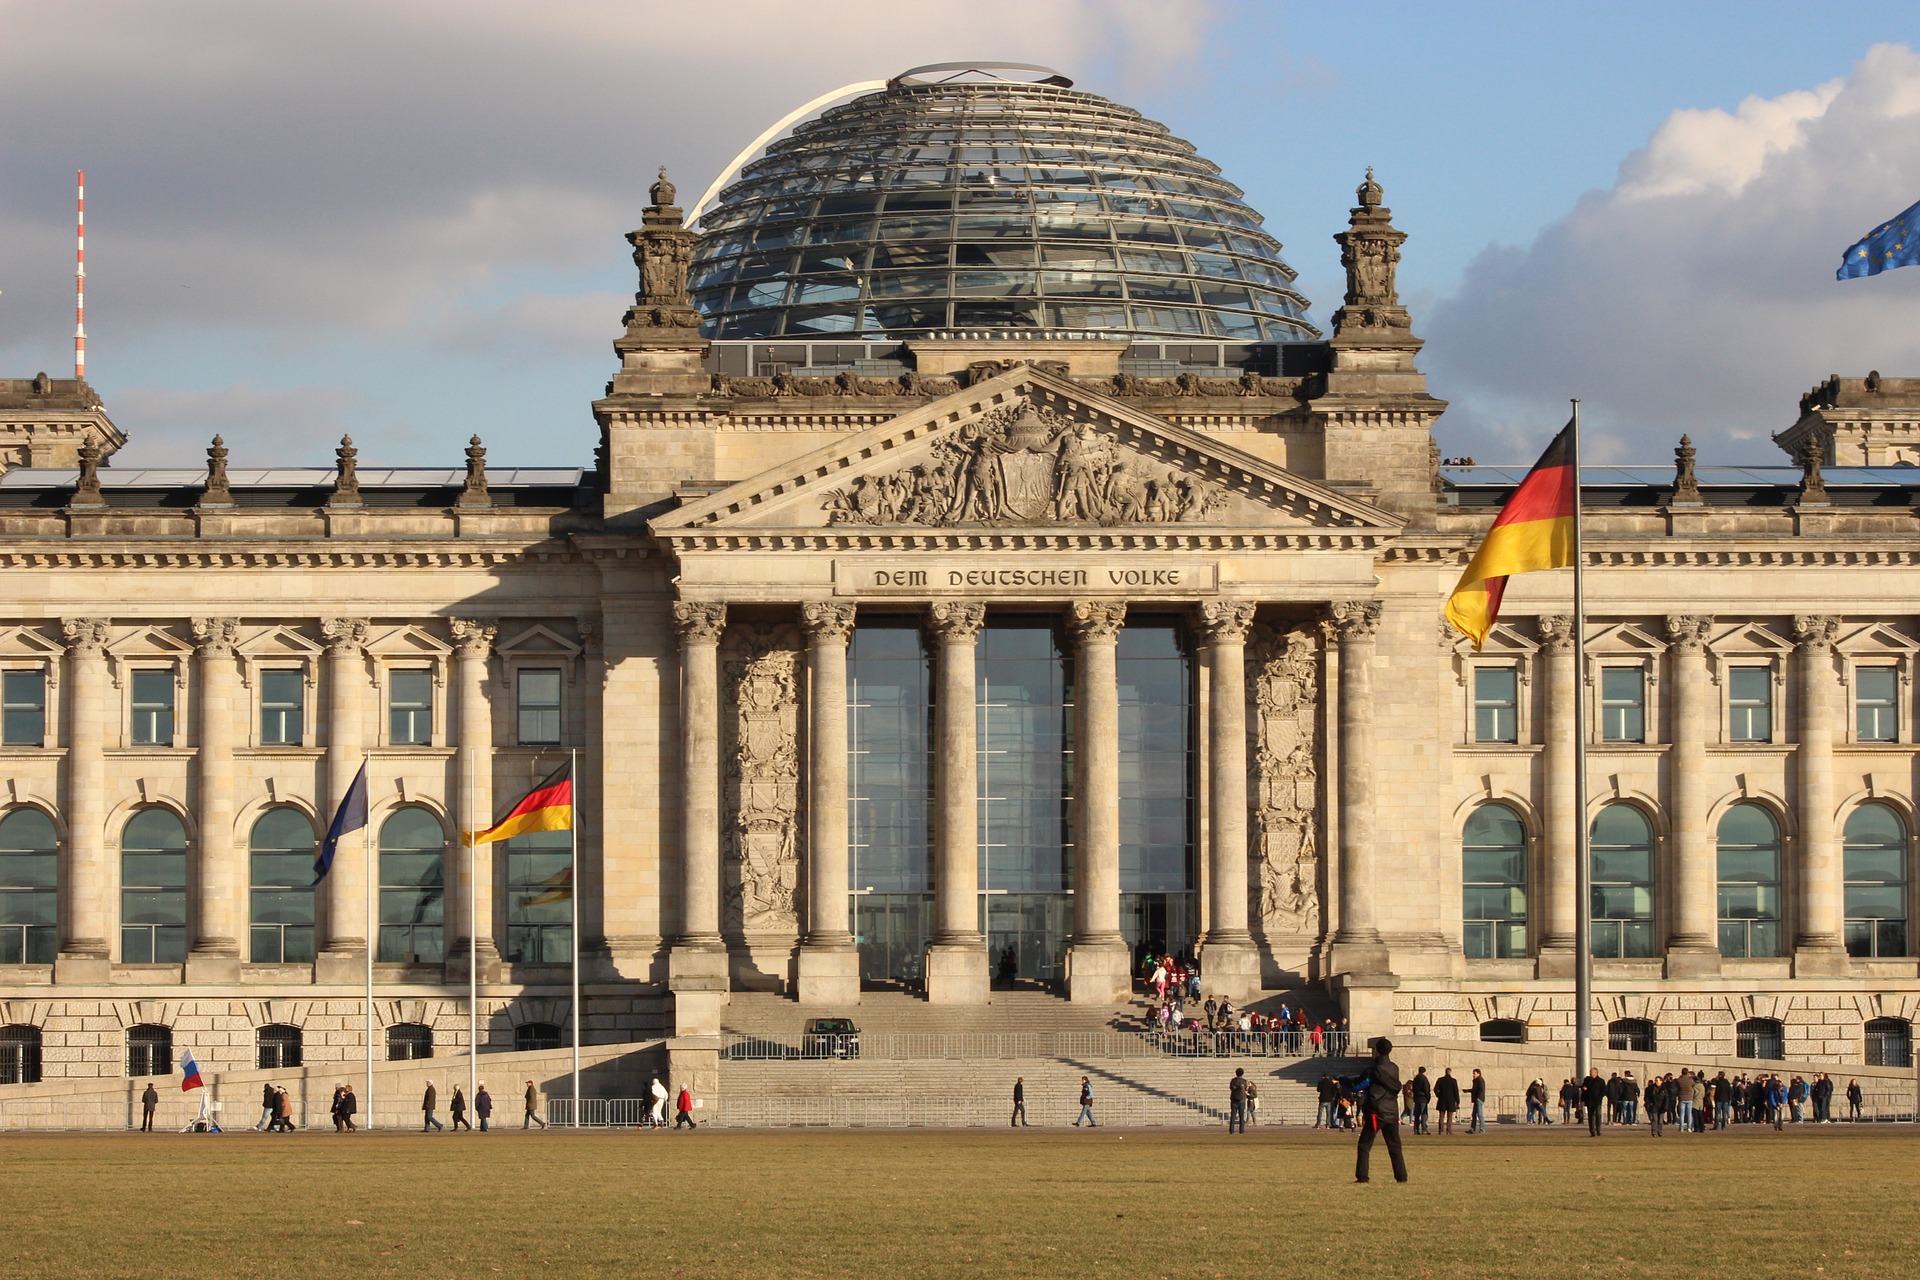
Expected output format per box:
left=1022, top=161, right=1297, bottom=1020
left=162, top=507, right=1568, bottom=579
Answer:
left=1, top=169, right=1918, bottom=1096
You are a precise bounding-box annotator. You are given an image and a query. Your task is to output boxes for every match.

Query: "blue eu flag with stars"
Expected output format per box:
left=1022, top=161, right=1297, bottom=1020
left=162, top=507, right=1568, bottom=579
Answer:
left=1837, top=198, right=1920, bottom=280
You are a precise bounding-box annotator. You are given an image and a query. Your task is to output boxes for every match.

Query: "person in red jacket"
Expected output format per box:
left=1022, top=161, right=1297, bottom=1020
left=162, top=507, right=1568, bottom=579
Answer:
left=675, top=1085, right=697, bottom=1129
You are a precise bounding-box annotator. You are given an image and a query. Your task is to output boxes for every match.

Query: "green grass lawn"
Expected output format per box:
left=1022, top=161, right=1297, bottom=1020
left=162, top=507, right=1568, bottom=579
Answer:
left=2, top=1124, right=1914, bottom=1279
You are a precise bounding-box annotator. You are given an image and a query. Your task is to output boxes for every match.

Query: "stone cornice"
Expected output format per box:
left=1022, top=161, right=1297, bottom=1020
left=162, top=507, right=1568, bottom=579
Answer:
left=0, top=542, right=582, bottom=570
left=654, top=528, right=1394, bottom=555
left=1383, top=538, right=1920, bottom=568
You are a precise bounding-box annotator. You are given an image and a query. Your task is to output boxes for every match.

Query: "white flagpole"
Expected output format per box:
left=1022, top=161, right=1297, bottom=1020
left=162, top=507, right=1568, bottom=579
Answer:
left=569, top=748, right=580, bottom=1128
left=363, top=752, right=375, bottom=1130
left=1570, top=401, right=1595, bottom=1081
left=468, top=745, right=478, bottom=1115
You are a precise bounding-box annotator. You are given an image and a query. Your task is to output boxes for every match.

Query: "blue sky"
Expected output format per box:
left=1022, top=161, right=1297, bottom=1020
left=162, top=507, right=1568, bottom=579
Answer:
left=2, top=1, right=1917, bottom=469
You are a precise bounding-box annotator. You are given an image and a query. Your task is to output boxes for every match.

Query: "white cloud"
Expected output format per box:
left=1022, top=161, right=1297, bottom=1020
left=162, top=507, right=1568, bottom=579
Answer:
left=1424, top=43, right=1920, bottom=465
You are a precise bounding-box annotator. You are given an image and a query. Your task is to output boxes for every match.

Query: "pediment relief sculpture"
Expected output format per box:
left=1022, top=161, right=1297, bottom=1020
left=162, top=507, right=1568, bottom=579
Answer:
left=822, top=399, right=1226, bottom=529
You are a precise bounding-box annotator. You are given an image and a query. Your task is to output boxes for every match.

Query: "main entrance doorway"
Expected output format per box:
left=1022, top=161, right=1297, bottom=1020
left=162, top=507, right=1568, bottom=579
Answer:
left=853, top=892, right=932, bottom=986
left=1121, top=891, right=1196, bottom=964
left=981, top=891, right=1074, bottom=986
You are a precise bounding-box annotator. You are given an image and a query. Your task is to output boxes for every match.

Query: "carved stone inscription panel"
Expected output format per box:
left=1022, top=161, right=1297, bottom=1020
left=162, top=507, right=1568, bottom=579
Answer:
left=1248, top=623, right=1322, bottom=937
left=721, top=623, right=803, bottom=940
left=836, top=559, right=1218, bottom=597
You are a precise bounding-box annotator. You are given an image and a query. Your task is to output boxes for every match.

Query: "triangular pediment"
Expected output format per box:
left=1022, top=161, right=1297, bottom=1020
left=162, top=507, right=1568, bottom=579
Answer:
left=652, top=367, right=1403, bottom=547
left=366, top=624, right=452, bottom=660
left=495, top=623, right=581, bottom=658
left=1708, top=622, right=1792, bottom=656
left=1587, top=622, right=1666, bottom=655
left=1837, top=622, right=1918, bottom=656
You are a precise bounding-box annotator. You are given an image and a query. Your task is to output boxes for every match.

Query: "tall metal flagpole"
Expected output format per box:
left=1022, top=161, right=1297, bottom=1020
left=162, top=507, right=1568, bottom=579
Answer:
left=570, top=748, right=581, bottom=1127
left=468, top=746, right=478, bottom=1114
left=1569, top=400, right=1594, bottom=1081
left=363, top=753, right=375, bottom=1130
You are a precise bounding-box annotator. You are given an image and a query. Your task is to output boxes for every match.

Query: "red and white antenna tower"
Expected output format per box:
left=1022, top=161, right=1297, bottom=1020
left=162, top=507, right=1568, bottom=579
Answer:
left=75, top=170, right=86, bottom=380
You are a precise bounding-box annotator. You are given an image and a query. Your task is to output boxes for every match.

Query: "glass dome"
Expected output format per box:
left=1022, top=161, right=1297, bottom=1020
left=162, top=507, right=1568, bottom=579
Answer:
left=688, top=65, right=1318, bottom=343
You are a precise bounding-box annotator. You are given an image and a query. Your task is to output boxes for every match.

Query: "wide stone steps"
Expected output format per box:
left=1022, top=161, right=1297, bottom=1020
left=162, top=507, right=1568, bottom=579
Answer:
left=720, top=987, right=1342, bottom=1038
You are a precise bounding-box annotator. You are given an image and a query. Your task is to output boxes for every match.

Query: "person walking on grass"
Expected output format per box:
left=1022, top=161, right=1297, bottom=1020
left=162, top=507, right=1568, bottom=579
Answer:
left=1580, top=1068, right=1607, bottom=1137
left=422, top=1080, right=444, bottom=1132
left=675, top=1085, right=696, bottom=1129
left=140, top=1082, right=159, bottom=1132
left=1349, top=1037, right=1408, bottom=1183
left=450, top=1085, right=470, bottom=1131
left=1228, top=1068, right=1248, bottom=1134
left=1074, top=1076, right=1097, bottom=1127
left=1847, top=1079, right=1864, bottom=1122
left=1433, top=1068, right=1459, bottom=1135
left=650, top=1075, right=669, bottom=1129
left=524, top=1079, right=547, bottom=1129
left=474, top=1083, right=491, bottom=1133
left=1468, top=1069, right=1487, bottom=1133
left=1011, top=1077, right=1029, bottom=1127
left=255, top=1081, right=276, bottom=1132
left=1410, top=1066, right=1432, bottom=1135
left=340, top=1084, right=358, bottom=1132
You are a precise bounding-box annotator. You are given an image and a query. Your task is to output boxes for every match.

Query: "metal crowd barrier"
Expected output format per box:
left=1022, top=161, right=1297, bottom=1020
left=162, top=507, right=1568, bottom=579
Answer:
left=718, top=1029, right=1355, bottom=1062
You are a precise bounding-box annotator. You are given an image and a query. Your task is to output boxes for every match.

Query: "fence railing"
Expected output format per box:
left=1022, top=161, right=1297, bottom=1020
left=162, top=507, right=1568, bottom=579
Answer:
left=719, top=1029, right=1356, bottom=1062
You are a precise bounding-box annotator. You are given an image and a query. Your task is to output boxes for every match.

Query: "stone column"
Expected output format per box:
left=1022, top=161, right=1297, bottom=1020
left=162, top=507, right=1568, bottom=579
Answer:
left=315, top=617, right=369, bottom=983
left=1664, top=616, right=1719, bottom=976
left=1067, top=601, right=1129, bottom=1003
left=56, top=618, right=111, bottom=981
left=1537, top=615, right=1579, bottom=977
left=797, top=602, right=860, bottom=1005
left=448, top=619, right=499, bottom=982
left=1328, top=601, right=1390, bottom=975
left=186, top=618, right=242, bottom=982
left=925, top=601, right=987, bottom=1005
left=1199, top=601, right=1259, bottom=1000
left=668, top=602, right=728, bottom=1031
left=1793, top=614, right=1848, bottom=974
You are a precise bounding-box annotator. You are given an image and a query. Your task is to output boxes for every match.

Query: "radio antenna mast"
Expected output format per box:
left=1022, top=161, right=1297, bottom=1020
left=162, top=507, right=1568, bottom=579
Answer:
left=75, top=170, right=86, bottom=380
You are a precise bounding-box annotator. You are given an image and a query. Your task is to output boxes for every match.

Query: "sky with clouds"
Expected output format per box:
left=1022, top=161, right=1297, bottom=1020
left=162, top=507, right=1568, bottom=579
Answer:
left=2, top=0, right=1917, bottom=468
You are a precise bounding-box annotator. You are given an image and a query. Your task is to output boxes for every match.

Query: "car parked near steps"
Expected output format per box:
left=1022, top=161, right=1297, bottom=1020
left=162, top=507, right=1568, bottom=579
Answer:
left=801, top=1017, right=860, bottom=1060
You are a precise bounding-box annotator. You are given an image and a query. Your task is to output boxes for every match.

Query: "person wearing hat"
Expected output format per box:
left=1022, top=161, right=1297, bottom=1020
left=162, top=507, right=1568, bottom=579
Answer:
left=1348, top=1036, right=1408, bottom=1183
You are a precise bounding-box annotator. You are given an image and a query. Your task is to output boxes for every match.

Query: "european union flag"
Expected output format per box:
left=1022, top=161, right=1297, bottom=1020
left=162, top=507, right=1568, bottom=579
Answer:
left=1837, top=198, right=1920, bottom=280
left=313, top=758, right=369, bottom=885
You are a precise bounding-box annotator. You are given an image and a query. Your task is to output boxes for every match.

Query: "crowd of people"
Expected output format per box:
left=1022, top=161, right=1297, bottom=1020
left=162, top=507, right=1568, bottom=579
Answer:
left=1525, top=1068, right=1869, bottom=1132
left=1138, top=953, right=1353, bottom=1057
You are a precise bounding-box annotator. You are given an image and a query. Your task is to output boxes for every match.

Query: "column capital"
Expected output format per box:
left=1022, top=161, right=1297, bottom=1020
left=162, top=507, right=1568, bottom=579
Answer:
left=1067, top=600, right=1126, bottom=644
left=1538, top=614, right=1574, bottom=653
left=320, top=616, right=369, bottom=656
left=449, top=617, right=498, bottom=659
left=190, top=617, right=240, bottom=657
left=1325, top=599, right=1380, bottom=642
left=60, top=617, right=110, bottom=657
left=1664, top=615, right=1714, bottom=653
left=926, top=600, right=986, bottom=644
left=1198, top=600, right=1257, bottom=644
left=800, top=601, right=857, bottom=643
left=1792, top=614, right=1841, bottom=653
left=672, top=601, right=727, bottom=645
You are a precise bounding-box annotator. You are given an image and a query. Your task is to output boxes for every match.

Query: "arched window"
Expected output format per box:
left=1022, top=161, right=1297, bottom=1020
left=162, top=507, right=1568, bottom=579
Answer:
left=0, top=1025, right=42, bottom=1084
left=121, top=809, right=188, bottom=965
left=505, top=831, right=572, bottom=964
left=386, top=1022, right=434, bottom=1061
left=514, top=1021, right=563, bottom=1052
left=1736, top=1017, right=1784, bottom=1060
left=1462, top=804, right=1528, bottom=959
left=1607, top=1018, right=1656, bottom=1053
left=1717, top=804, right=1782, bottom=958
left=1866, top=1017, right=1912, bottom=1068
left=1479, top=1019, right=1526, bottom=1044
left=127, top=1024, right=172, bottom=1077
left=255, top=1023, right=303, bottom=1070
left=1844, top=804, right=1908, bottom=958
left=250, top=808, right=317, bottom=964
left=1591, top=804, right=1655, bottom=958
left=0, top=809, right=58, bottom=965
left=377, top=808, right=445, bottom=964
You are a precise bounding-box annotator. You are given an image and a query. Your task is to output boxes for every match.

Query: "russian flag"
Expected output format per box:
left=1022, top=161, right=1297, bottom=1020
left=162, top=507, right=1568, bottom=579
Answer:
left=180, top=1049, right=204, bottom=1091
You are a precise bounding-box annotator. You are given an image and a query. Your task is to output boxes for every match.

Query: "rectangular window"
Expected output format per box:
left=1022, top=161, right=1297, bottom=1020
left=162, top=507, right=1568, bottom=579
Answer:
left=1728, top=666, right=1772, bottom=742
left=2, top=670, right=47, bottom=747
left=516, top=668, right=562, bottom=746
left=1473, top=667, right=1518, bottom=743
left=259, top=669, right=304, bottom=746
left=130, top=670, right=175, bottom=747
left=1856, top=667, right=1898, bottom=743
left=389, top=669, right=433, bottom=746
left=1599, top=667, right=1645, bottom=743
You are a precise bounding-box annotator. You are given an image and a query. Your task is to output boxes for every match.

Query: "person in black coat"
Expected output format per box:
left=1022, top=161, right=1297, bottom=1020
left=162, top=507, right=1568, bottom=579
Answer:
left=1433, top=1068, right=1461, bottom=1135
left=1579, top=1069, right=1608, bottom=1136
left=1409, top=1066, right=1432, bottom=1135
left=1348, top=1037, right=1408, bottom=1183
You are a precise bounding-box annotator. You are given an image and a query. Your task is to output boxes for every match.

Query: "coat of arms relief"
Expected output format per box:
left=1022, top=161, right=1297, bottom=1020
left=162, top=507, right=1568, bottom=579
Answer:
left=721, top=624, right=802, bottom=938
left=822, top=399, right=1227, bottom=527
left=1248, top=624, right=1321, bottom=937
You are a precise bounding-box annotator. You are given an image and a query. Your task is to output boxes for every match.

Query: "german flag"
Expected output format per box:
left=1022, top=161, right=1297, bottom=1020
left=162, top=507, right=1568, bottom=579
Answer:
left=465, top=759, right=572, bottom=846
left=1444, top=420, right=1577, bottom=649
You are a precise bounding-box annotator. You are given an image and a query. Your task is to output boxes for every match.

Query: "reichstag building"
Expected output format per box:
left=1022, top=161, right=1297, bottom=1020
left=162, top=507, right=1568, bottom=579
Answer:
left=2, top=63, right=1918, bottom=1093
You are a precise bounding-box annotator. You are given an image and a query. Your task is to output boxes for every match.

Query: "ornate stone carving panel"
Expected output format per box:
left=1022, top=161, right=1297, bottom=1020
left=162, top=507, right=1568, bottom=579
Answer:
left=1248, top=623, right=1321, bottom=938
left=720, top=624, right=803, bottom=941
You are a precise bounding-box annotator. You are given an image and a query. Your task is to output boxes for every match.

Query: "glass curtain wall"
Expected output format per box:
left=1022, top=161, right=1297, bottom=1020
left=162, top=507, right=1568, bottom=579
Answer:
left=977, top=621, right=1074, bottom=983
left=846, top=622, right=934, bottom=986
left=1116, top=620, right=1194, bottom=963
